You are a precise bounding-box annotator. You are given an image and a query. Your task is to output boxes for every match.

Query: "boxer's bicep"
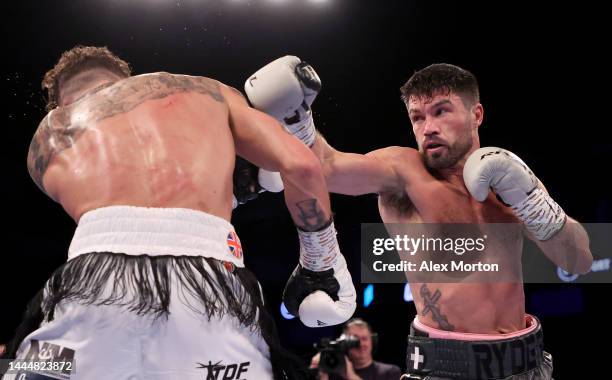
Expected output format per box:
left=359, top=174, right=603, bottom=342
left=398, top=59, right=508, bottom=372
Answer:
left=224, top=85, right=311, bottom=172
left=322, top=150, right=400, bottom=195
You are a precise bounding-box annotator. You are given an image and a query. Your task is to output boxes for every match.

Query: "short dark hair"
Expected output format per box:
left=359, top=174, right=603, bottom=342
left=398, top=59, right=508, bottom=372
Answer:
left=42, top=45, right=131, bottom=111
left=400, top=63, right=479, bottom=107
left=343, top=318, right=372, bottom=334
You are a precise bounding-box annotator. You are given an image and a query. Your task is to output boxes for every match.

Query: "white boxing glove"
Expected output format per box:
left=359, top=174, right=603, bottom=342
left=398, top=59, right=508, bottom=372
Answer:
left=244, top=55, right=321, bottom=146
left=232, top=157, right=284, bottom=210
left=232, top=169, right=284, bottom=210
left=282, top=221, right=356, bottom=327
left=463, top=147, right=567, bottom=240
left=258, top=169, right=284, bottom=193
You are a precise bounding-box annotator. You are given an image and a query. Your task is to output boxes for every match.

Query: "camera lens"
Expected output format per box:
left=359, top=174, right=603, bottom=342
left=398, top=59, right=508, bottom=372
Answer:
left=323, top=354, right=339, bottom=368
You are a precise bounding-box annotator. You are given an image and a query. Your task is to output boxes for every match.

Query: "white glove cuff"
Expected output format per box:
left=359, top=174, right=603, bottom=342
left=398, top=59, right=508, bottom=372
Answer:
left=298, top=221, right=340, bottom=271
left=257, top=169, right=284, bottom=193
left=285, top=113, right=316, bottom=147
left=512, top=188, right=567, bottom=241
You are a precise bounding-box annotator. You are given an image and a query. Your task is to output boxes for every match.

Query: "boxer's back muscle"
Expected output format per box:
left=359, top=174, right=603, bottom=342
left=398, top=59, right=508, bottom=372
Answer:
left=27, top=73, right=236, bottom=222
left=378, top=149, right=526, bottom=334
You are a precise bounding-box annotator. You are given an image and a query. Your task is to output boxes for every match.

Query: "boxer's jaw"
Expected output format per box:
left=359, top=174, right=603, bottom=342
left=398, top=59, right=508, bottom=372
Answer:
left=408, top=92, right=479, bottom=172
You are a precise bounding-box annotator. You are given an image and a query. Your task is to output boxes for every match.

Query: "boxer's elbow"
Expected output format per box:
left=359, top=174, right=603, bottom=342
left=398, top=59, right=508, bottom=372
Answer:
left=555, top=245, right=592, bottom=275
left=279, top=150, right=324, bottom=186
left=567, top=220, right=593, bottom=274
left=574, top=249, right=593, bottom=275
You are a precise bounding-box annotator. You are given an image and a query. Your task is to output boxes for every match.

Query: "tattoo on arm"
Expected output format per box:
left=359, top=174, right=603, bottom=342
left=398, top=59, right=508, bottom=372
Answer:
left=420, top=284, right=455, bottom=331
left=295, top=199, right=328, bottom=231
left=27, top=112, right=85, bottom=192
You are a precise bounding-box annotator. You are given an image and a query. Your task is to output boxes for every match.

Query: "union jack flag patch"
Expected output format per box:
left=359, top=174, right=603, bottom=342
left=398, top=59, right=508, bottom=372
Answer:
left=227, top=231, right=243, bottom=259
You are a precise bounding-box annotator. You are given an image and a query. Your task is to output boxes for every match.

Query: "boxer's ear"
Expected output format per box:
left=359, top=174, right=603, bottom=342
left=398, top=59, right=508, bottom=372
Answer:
left=471, top=103, right=484, bottom=129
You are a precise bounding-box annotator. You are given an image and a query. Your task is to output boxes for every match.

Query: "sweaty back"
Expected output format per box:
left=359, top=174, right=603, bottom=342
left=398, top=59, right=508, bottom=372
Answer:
left=28, top=72, right=237, bottom=221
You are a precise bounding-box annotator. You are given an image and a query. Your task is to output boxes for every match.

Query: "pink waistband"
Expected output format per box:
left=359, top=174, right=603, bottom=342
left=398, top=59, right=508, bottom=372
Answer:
left=413, top=314, right=538, bottom=341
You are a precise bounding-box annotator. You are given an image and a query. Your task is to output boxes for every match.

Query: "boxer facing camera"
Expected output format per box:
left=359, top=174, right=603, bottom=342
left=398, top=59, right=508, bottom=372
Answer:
left=315, top=335, right=360, bottom=376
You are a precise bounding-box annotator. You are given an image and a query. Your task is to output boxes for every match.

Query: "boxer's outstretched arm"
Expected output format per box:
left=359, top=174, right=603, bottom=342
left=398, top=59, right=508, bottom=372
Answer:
left=244, top=55, right=406, bottom=197
left=311, top=133, right=404, bottom=196
left=223, top=85, right=332, bottom=231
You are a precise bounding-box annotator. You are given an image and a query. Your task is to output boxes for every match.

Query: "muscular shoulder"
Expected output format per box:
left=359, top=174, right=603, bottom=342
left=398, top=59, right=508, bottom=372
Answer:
left=134, top=72, right=225, bottom=102
left=367, top=146, right=425, bottom=182
left=218, top=83, right=248, bottom=105
left=27, top=112, right=64, bottom=194
left=373, top=147, right=428, bottom=216
left=366, top=146, right=421, bottom=166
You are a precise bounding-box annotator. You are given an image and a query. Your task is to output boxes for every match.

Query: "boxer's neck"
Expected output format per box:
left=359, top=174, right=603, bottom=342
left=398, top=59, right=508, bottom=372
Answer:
left=434, top=163, right=467, bottom=188
left=59, top=68, right=121, bottom=107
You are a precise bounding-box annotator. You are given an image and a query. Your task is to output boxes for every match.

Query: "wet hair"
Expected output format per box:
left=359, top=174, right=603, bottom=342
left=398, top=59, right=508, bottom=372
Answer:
left=400, top=63, right=479, bottom=107
left=42, top=45, right=131, bottom=111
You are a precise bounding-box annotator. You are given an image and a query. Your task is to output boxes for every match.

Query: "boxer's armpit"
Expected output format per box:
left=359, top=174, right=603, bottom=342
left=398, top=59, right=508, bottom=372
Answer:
left=295, top=199, right=328, bottom=232
left=380, top=190, right=413, bottom=215
left=420, top=284, right=455, bottom=331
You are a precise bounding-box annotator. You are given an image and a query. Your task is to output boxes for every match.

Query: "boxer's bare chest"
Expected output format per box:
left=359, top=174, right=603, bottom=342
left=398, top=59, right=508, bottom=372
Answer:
left=378, top=179, right=518, bottom=225
left=378, top=176, right=526, bottom=332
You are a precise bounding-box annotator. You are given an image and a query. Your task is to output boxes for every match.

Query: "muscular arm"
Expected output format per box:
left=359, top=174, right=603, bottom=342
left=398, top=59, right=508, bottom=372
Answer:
left=311, top=134, right=403, bottom=196
left=533, top=217, right=592, bottom=274
left=26, top=112, right=79, bottom=198
left=223, top=85, right=332, bottom=231
left=527, top=182, right=593, bottom=274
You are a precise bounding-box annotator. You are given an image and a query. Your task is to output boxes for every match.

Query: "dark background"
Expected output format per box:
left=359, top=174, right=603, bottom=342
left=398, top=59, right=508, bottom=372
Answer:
left=3, top=1, right=610, bottom=378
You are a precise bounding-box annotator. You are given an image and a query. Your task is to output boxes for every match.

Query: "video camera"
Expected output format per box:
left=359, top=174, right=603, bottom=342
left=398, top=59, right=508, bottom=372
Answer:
left=315, top=335, right=360, bottom=376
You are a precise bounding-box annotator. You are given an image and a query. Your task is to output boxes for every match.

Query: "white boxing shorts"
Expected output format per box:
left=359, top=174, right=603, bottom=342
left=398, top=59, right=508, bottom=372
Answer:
left=5, top=206, right=274, bottom=380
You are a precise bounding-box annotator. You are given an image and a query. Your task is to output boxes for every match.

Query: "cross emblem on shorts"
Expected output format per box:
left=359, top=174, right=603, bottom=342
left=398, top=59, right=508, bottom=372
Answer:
left=410, top=345, right=425, bottom=370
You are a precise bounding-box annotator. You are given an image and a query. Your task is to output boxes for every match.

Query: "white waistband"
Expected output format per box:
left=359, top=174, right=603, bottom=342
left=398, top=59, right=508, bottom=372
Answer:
left=68, top=206, right=244, bottom=267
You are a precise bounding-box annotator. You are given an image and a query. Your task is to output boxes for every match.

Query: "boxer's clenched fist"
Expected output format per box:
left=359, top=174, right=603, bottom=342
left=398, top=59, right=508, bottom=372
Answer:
left=245, top=55, right=321, bottom=146
left=463, top=147, right=567, bottom=240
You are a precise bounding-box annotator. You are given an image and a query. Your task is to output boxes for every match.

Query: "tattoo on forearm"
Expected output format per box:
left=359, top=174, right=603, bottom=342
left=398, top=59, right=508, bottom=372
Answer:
left=26, top=73, right=224, bottom=190
left=420, top=284, right=455, bottom=331
left=295, top=199, right=328, bottom=231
